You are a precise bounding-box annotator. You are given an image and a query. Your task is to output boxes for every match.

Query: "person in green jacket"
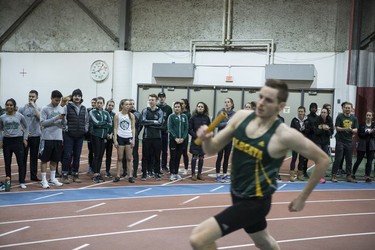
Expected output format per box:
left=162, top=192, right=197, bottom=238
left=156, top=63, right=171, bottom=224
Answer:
left=167, top=101, right=188, bottom=181
left=89, top=96, right=112, bottom=183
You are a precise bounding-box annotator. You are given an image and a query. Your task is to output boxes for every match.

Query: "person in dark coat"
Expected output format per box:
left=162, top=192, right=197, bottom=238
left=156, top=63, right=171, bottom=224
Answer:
left=189, top=102, right=211, bottom=181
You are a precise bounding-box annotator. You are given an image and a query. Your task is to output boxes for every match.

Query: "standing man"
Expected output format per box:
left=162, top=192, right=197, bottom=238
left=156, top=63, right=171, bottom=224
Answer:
left=331, top=102, right=359, bottom=182
left=303, top=102, right=319, bottom=178
left=39, top=90, right=65, bottom=189
left=141, top=94, right=163, bottom=180
left=189, top=80, right=329, bottom=250
left=157, top=92, right=172, bottom=173
left=61, top=89, right=88, bottom=184
left=19, top=90, right=41, bottom=181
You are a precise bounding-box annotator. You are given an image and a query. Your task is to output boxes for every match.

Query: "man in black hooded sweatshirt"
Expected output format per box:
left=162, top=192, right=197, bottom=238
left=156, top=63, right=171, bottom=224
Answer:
left=303, top=102, right=319, bottom=178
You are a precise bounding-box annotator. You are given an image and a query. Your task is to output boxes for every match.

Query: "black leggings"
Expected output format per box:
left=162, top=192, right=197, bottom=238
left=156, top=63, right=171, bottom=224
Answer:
left=215, top=141, right=232, bottom=174
left=3, top=137, right=26, bottom=183
left=91, top=135, right=106, bottom=174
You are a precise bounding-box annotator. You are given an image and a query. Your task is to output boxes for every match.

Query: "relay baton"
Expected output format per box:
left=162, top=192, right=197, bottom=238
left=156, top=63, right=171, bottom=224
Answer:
left=194, top=111, right=227, bottom=145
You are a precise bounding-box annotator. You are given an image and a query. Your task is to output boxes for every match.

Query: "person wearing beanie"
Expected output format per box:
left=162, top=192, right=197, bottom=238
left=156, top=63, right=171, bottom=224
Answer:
left=61, top=88, right=88, bottom=184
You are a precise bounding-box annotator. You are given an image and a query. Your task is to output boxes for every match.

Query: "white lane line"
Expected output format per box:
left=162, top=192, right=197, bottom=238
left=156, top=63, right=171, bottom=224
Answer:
left=180, top=196, right=200, bottom=205
left=127, top=215, right=158, bottom=228
left=135, top=188, right=152, bottom=194
left=210, top=185, right=225, bottom=192
left=32, top=192, right=63, bottom=201
left=0, top=224, right=195, bottom=248
left=0, top=226, right=30, bottom=237
left=76, top=203, right=106, bottom=213
left=218, top=231, right=375, bottom=249
left=278, top=184, right=287, bottom=190
left=72, top=244, right=90, bottom=250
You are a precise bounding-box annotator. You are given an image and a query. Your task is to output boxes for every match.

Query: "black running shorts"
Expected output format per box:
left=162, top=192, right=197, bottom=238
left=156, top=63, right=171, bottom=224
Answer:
left=214, top=193, right=272, bottom=235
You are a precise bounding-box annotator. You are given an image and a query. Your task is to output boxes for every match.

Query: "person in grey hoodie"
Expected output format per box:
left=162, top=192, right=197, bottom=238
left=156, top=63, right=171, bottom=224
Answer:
left=39, top=90, right=65, bottom=189
left=18, top=90, right=41, bottom=181
left=0, top=98, right=28, bottom=189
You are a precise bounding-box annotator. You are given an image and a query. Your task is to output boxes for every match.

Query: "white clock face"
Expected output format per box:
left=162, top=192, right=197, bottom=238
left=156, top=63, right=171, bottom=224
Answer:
left=90, top=60, right=109, bottom=82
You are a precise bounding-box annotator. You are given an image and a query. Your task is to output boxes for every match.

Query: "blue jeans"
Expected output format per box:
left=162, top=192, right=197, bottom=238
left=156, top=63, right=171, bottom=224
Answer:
left=62, top=132, right=84, bottom=174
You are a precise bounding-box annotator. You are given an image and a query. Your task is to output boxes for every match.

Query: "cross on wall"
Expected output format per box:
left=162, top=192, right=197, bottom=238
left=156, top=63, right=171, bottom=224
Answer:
left=20, top=68, right=27, bottom=77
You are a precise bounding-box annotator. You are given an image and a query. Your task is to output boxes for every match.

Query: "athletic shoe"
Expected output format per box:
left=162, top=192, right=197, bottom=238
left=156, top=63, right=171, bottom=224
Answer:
left=183, top=169, right=188, bottom=175
left=0, top=182, right=5, bottom=191
left=197, top=174, right=205, bottom=181
left=72, top=174, right=81, bottom=183
left=41, top=181, right=50, bottom=189
left=113, top=176, right=120, bottom=182
left=98, top=175, right=105, bottom=182
left=175, top=174, right=182, bottom=180
left=141, top=174, right=147, bottom=181
left=346, top=176, right=357, bottom=183
left=155, top=173, right=161, bottom=181
left=169, top=174, right=176, bottom=181
left=331, top=175, right=338, bottom=182
left=222, top=175, right=230, bottom=183
left=129, top=177, right=135, bottom=183
left=365, top=176, right=372, bottom=183
left=50, top=179, right=63, bottom=187
left=319, top=178, right=326, bottom=184
left=20, top=183, right=27, bottom=189
left=191, top=174, right=197, bottom=181
left=92, top=175, right=102, bottom=183
left=62, top=175, right=70, bottom=184
left=216, top=175, right=222, bottom=182
left=106, top=172, right=112, bottom=178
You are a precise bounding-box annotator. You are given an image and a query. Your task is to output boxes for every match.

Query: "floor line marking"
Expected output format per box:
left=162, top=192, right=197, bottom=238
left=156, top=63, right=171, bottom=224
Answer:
left=72, top=244, right=90, bottom=250
left=278, top=184, right=287, bottom=190
left=1, top=205, right=374, bottom=226
left=127, top=215, right=158, bottom=228
left=210, top=185, right=225, bottom=192
left=0, top=224, right=195, bottom=248
left=0, top=226, right=30, bottom=237
left=76, top=203, right=106, bottom=213
left=180, top=196, right=200, bottom=205
left=218, top=231, right=375, bottom=249
left=32, top=192, right=63, bottom=201
left=135, top=188, right=152, bottom=194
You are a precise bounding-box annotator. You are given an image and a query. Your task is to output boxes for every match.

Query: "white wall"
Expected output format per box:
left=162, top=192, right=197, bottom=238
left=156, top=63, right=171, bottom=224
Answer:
left=0, top=51, right=356, bottom=112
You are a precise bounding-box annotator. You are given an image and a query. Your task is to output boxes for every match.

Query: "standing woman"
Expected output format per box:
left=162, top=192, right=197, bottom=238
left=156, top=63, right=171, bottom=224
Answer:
left=113, top=99, right=136, bottom=183
left=215, top=98, right=236, bottom=183
left=0, top=98, right=29, bottom=189
left=180, top=98, right=191, bottom=175
left=189, top=102, right=211, bottom=181
left=352, top=111, right=375, bottom=182
left=89, top=97, right=112, bottom=183
left=104, top=99, right=116, bottom=178
left=313, top=108, right=334, bottom=183
left=168, top=101, right=188, bottom=181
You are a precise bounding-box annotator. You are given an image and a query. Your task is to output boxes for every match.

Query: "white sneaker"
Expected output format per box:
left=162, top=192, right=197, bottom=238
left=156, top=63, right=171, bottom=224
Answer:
left=183, top=169, right=188, bottom=175
left=20, top=183, right=27, bottom=189
left=169, top=174, right=176, bottom=181
left=50, top=179, right=63, bottom=187
left=176, top=174, right=182, bottom=180
left=41, top=181, right=50, bottom=189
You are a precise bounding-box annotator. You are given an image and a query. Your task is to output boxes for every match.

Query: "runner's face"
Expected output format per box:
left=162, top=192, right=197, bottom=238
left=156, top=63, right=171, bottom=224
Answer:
left=256, top=86, right=281, bottom=118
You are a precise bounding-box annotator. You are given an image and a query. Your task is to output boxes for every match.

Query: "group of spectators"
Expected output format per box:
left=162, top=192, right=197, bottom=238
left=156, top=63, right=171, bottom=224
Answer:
left=289, top=102, right=374, bottom=183
left=1, top=89, right=374, bottom=190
